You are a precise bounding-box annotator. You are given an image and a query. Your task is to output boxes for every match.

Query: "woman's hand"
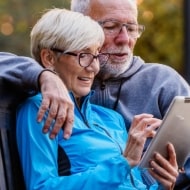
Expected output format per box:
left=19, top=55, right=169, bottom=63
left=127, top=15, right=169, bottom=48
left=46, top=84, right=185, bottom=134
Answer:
left=124, top=114, right=161, bottom=167
left=148, top=143, right=179, bottom=190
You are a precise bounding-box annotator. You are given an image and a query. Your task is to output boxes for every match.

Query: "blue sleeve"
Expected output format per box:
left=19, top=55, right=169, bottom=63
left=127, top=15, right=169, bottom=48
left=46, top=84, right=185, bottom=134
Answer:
left=16, top=95, right=135, bottom=190
left=0, top=52, right=43, bottom=92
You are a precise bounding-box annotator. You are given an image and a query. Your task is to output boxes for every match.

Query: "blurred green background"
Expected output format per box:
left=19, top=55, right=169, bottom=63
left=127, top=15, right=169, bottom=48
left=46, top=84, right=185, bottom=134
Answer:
left=0, top=0, right=185, bottom=77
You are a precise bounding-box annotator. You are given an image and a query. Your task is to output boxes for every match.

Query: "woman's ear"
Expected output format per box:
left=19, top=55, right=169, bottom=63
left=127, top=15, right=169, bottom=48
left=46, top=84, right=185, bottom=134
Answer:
left=40, top=49, right=56, bottom=70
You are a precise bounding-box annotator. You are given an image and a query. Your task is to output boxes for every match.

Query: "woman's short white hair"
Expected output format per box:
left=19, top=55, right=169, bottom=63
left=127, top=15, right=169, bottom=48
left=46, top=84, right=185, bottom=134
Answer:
left=31, top=8, right=105, bottom=63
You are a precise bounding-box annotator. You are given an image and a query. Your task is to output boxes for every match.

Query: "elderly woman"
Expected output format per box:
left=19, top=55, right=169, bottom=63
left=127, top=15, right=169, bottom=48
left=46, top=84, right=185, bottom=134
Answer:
left=16, top=8, right=178, bottom=190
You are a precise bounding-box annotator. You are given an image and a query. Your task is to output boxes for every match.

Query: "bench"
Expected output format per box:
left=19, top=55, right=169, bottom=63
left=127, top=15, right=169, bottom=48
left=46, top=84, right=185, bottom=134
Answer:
left=0, top=112, right=25, bottom=190
left=0, top=79, right=71, bottom=190
left=0, top=79, right=25, bottom=190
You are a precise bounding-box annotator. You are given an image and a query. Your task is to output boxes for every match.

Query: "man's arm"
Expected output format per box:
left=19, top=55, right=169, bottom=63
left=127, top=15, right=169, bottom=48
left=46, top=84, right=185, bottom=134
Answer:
left=38, top=70, right=74, bottom=139
left=0, top=52, right=74, bottom=139
left=0, top=52, right=41, bottom=91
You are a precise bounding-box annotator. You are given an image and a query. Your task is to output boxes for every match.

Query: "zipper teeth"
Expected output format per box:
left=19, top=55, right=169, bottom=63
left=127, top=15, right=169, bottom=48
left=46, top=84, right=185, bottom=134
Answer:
left=77, top=106, right=90, bottom=128
left=94, top=123, right=123, bottom=154
left=71, top=93, right=90, bottom=128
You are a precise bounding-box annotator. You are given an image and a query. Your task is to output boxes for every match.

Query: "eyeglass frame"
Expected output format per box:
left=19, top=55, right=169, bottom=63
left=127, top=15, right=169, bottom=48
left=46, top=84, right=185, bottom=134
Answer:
left=51, top=48, right=110, bottom=68
left=98, top=19, right=145, bottom=38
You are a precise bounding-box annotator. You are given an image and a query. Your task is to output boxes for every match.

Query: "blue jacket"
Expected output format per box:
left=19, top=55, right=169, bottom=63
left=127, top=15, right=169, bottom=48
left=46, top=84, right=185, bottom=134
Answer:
left=16, top=92, right=159, bottom=190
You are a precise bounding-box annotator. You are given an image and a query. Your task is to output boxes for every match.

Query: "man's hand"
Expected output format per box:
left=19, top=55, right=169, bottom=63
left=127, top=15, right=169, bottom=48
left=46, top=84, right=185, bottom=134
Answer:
left=38, top=70, right=74, bottom=139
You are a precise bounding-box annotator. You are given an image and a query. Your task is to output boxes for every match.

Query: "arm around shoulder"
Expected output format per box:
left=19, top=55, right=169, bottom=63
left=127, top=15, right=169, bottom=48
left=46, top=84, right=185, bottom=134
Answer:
left=0, top=52, right=43, bottom=92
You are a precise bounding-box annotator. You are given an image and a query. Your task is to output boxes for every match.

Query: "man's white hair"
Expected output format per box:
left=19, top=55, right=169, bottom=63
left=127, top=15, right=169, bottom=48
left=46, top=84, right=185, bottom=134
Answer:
left=31, top=8, right=105, bottom=63
left=71, top=0, right=91, bottom=14
left=71, top=0, right=137, bottom=15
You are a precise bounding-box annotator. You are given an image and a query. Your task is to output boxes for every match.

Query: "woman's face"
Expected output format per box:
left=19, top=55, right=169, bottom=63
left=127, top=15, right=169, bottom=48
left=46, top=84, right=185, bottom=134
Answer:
left=52, top=44, right=101, bottom=99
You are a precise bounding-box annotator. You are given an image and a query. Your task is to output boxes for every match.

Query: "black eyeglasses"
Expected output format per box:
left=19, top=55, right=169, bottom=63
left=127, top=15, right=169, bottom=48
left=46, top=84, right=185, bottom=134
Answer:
left=98, top=20, right=145, bottom=38
left=51, top=48, right=110, bottom=68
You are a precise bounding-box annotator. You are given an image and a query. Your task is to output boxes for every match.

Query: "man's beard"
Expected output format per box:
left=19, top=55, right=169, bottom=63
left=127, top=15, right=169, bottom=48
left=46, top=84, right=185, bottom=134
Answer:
left=97, top=51, right=133, bottom=80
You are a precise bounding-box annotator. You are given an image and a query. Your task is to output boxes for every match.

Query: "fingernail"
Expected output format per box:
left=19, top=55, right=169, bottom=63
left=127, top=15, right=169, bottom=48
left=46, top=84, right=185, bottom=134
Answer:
left=155, top=153, right=159, bottom=158
left=64, top=134, right=70, bottom=140
left=50, top=134, right=55, bottom=139
left=43, top=129, right=48, bottom=133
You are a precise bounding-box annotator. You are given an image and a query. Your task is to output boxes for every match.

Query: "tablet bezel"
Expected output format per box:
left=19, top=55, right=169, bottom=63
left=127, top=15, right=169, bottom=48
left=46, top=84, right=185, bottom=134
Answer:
left=139, top=96, right=190, bottom=169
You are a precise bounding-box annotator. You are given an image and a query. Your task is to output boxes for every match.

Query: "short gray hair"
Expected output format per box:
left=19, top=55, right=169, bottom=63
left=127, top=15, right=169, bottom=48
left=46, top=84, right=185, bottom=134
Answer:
left=30, top=8, right=105, bottom=63
left=71, top=0, right=91, bottom=14
left=71, top=0, right=137, bottom=15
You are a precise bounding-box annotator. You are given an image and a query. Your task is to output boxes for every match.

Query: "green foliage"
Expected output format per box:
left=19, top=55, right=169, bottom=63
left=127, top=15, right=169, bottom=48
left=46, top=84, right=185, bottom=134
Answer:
left=0, top=0, right=70, bottom=55
left=136, top=0, right=184, bottom=74
left=0, top=0, right=184, bottom=75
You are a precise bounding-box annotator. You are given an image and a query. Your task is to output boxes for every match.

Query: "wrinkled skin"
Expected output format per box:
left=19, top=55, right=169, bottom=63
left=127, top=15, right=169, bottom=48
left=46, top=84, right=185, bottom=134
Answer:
left=38, top=71, right=74, bottom=139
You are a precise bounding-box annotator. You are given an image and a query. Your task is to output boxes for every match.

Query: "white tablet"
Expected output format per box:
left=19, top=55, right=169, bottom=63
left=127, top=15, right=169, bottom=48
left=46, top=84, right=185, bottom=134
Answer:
left=139, top=96, right=190, bottom=169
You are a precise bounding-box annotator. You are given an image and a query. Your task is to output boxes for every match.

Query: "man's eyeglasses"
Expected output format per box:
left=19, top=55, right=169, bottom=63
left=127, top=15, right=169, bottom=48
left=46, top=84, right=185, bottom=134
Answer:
left=51, top=48, right=110, bottom=68
left=98, top=20, right=145, bottom=38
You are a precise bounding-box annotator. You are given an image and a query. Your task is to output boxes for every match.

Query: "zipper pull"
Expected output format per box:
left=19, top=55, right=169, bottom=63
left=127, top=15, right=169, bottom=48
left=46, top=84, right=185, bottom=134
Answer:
left=101, top=81, right=106, bottom=90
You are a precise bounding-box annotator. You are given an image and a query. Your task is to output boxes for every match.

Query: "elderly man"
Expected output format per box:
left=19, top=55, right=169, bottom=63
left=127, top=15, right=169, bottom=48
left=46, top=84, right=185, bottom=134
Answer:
left=70, top=0, right=190, bottom=188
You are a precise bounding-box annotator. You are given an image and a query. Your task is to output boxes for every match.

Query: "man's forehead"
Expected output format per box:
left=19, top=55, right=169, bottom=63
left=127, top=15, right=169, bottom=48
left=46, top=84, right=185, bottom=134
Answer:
left=88, top=0, right=137, bottom=22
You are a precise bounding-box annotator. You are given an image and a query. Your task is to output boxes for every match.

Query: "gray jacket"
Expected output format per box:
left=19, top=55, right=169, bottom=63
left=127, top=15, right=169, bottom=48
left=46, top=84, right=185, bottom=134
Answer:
left=91, top=56, right=190, bottom=130
left=0, top=52, right=42, bottom=128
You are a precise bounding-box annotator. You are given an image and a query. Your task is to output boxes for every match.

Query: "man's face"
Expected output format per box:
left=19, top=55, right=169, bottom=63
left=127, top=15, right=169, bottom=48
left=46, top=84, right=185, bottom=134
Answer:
left=87, top=0, right=138, bottom=79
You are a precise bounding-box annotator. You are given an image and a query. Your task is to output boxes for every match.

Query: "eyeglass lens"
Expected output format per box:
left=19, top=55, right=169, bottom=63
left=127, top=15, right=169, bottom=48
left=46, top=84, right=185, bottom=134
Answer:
left=101, top=20, right=144, bottom=38
left=79, top=53, right=109, bottom=67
